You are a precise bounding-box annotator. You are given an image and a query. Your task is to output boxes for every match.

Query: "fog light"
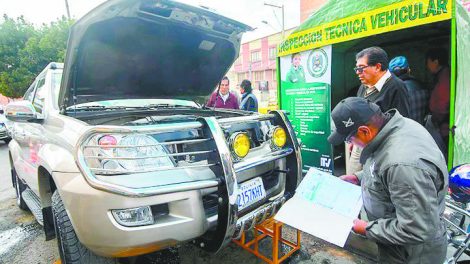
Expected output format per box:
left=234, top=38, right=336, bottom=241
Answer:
left=270, top=126, right=287, bottom=149
left=230, top=132, right=250, bottom=159
left=112, top=206, right=153, bottom=227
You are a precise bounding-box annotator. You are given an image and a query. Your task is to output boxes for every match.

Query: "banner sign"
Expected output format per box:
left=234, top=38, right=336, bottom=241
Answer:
left=279, top=45, right=333, bottom=173
left=278, top=0, right=453, bottom=56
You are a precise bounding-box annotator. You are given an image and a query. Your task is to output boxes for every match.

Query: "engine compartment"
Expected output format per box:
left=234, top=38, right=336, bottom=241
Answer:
left=73, top=108, right=254, bottom=126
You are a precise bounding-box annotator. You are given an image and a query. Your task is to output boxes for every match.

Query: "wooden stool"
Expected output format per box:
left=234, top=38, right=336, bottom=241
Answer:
left=232, top=217, right=301, bottom=264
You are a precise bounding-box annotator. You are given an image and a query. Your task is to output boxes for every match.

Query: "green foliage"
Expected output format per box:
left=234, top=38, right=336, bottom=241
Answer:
left=0, top=15, right=73, bottom=98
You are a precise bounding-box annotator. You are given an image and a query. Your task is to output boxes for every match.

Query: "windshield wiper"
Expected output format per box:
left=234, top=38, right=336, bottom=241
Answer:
left=138, top=104, right=199, bottom=109
left=67, top=105, right=108, bottom=111
left=67, top=104, right=199, bottom=112
left=66, top=105, right=135, bottom=112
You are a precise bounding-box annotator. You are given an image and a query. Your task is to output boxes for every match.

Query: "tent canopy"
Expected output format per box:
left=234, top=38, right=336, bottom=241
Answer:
left=277, top=0, right=470, bottom=166
left=296, top=0, right=404, bottom=33
left=278, top=0, right=453, bottom=57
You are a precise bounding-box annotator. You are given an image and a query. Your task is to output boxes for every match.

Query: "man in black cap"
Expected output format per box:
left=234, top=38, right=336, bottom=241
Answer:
left=328, top=97, right=448, bottom=263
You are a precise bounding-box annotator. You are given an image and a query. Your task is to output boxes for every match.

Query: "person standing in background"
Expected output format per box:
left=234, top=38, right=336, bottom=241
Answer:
left=347, top=46, right=410, bottom=175
left=426, top=47, right=450, bottom=157
left=239, top=79, right=258, bottom=112
left=206, top=76, right=239, bottom=109
left=389, top=56, right=429, bottom=125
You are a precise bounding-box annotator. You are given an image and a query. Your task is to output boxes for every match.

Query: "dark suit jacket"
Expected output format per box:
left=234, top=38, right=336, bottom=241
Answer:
left=357, top=74, right=410, bottom=118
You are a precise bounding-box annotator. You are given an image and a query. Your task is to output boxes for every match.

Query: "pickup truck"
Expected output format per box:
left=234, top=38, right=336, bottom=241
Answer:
left=5, top=0, right=302, bottom=263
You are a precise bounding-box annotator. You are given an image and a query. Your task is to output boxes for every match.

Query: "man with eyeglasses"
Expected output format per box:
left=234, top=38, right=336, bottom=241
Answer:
left=347, top=47, right=410, bottom=175
left=354, top=47, right=409, bottom=115
left=328, top=97, right=448, bottom=264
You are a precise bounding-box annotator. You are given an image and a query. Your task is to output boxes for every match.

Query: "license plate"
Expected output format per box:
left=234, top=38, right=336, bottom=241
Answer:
left=237, top=177, right=266, bottom=211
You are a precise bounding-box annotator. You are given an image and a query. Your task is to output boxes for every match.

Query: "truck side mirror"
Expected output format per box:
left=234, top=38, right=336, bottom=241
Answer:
left=5, top=101, right=42, bottom=123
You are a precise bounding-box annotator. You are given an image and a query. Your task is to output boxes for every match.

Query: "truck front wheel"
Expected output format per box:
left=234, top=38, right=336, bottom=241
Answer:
left=51, top=191, right=116, bottom=264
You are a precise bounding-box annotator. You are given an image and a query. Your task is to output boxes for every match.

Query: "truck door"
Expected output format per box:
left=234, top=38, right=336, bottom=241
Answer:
left=21, top=74, right=47, bottom=196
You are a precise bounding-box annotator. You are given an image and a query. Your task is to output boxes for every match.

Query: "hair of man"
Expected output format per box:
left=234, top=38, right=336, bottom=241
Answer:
left=356, top=46, right=389, bottom=71
left=425, top=48, right=448, bottom=66
left=240, top=79, right=252, bottom=93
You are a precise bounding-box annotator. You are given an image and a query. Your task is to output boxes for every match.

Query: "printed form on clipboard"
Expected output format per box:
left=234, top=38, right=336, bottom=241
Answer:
left=275, top=168, right=363, bottom=247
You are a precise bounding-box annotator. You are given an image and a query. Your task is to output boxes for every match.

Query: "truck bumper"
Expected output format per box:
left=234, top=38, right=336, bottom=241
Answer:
left=54, top=171, right=211, bottom=257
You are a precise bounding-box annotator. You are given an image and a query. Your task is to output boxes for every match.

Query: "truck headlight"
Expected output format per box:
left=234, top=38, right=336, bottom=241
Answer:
left=114, top=134, right=174, bottom=171
left=88, top=134, right=174, bottom=174
left=270, top=126, right=287, bottom=149
left=112, top=206, right=153, bottom=227
left=230, top=132, right=250, bottom=159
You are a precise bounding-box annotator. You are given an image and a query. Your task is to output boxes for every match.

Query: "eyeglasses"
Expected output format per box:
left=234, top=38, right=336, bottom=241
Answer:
left=354, top=65, right=371, bottom=73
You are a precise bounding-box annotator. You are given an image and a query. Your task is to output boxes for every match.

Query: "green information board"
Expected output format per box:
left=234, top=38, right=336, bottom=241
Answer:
left=279, top=45, right=333, bottom=173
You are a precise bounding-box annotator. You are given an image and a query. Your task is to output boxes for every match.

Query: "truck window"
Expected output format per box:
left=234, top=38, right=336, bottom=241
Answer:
left=32, top=77, right=46, bottom=114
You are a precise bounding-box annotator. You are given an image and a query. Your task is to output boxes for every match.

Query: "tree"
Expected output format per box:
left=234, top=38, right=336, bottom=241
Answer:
left=0, top=15, right=72, bottom=98
left=0, top=15, right=35, bottom=98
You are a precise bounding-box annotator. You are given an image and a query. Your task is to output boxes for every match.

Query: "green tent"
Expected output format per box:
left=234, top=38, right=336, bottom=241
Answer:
left=454, top=1, right=470, bottom=166
left=277, top=0, right=470, bottom=171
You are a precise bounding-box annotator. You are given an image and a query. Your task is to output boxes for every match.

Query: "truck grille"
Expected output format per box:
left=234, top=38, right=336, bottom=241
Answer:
left=79, top=122, right=220, bottom=176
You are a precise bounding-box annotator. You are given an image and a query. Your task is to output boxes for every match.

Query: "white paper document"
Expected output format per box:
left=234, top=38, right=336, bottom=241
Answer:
left=275, top=168, right=362, bottom=247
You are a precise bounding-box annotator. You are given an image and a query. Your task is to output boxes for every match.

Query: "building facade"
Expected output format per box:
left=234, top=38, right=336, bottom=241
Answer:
left=228, top=28, right=294, bottom=112
left=227, top=0, right=325, bottom=112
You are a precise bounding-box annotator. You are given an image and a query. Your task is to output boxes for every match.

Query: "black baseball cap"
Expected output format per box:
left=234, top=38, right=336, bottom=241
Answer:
left=328, top=97, right=382, bottom=146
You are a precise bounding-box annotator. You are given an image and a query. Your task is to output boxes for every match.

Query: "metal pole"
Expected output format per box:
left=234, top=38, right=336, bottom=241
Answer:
left=448, top=6, right=457, bottom=169
left=64, top=0, right=71, bottom=20
left=263, top=3, right=285, bottom=39
left=249, top=63, right=252, bottom=81
left=281, top=4, right=285, bottom=40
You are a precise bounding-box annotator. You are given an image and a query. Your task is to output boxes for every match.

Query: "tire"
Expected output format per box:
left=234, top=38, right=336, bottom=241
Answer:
left=14, top=169, right=28, bottom=210
left=4, top=138, right=11, bottom=144
left=52, top=191, right=116, bottom=264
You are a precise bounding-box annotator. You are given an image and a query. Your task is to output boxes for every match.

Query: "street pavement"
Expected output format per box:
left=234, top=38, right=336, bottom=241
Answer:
left=0, top=141, right=375, bottom=264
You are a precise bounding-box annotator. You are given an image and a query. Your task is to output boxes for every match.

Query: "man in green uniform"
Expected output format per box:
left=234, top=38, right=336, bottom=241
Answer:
left=286, top=52, right=306, bottom=83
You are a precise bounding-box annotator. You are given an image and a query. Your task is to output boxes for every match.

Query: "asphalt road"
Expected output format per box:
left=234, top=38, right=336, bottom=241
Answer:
left=0, top=141, right=375, bottom=264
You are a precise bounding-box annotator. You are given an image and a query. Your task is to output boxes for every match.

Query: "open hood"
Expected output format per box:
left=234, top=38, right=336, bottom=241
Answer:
left=59, top=0, right=252, bottom=110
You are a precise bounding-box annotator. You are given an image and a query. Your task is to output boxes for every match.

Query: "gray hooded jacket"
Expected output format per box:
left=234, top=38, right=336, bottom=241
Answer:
left=356, top=110, right=448, bottom=263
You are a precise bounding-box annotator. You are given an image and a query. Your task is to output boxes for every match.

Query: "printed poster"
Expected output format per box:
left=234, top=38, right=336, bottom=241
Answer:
left=279, top=45, right=333, bottom=173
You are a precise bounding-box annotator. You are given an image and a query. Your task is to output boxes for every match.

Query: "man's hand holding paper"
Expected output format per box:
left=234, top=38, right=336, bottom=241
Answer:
left=275, top=168, right=363, bottom=247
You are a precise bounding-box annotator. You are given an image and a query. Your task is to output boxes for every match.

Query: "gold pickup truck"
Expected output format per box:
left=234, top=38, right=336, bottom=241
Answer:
left=5, top=0, right=302, bottom=263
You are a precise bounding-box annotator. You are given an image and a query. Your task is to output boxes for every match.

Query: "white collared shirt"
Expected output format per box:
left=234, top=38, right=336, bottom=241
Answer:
left=372, top=70, right=391, bottom=92
left=219, top=92, right=229, bottom=103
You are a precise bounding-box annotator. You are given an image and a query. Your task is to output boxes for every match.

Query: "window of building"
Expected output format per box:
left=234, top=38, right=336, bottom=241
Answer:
left=269, top=47, right=277, bottom=60
left=253, top=71, right=263, bottom=82
left=250, top=50, right=261, bottom=62
left=259, top=81, right=269, bottom=91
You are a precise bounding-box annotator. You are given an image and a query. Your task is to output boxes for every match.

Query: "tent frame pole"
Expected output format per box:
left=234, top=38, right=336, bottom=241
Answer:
left=448, top=2, right=457, bottom=170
